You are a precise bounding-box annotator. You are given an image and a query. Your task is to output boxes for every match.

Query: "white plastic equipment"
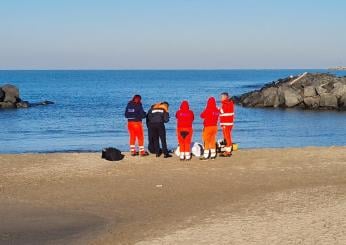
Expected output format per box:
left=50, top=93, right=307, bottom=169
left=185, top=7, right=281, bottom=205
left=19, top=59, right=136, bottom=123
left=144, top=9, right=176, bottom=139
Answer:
left=174, top=142, right=204, bottom=157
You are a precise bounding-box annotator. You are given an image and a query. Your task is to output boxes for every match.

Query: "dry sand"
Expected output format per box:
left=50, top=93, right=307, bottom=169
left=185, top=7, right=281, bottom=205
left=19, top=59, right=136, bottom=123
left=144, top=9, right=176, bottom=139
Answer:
left=0, top=147, right=346, bottom=244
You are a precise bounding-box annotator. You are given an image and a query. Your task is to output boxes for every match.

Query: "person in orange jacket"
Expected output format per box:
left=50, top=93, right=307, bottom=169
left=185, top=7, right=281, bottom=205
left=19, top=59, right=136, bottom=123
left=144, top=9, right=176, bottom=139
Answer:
left=200, top=97, right=220, bottom=160
left=219, top=92, right=235, bottom=157
left=124, top=95, right=149, bottom=156
left=176, top=100, right=194, bottom=161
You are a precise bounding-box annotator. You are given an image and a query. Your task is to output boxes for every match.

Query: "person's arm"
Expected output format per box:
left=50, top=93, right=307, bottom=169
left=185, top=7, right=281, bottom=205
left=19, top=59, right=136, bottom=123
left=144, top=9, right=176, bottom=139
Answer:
left=163, top=112, right=170, bottom=123
left=200, top=109, right=206, bottom=119
left=191, top=111, right=195, bottom=122
left=231, top=101, right=235, bottom=121
left=147, top=109, right=153, bottom=123
left=139, top=105, right=146, bottom=119
left=124, top=104, right=130, bottom=118
left=146, top=112, right=149, bottom=125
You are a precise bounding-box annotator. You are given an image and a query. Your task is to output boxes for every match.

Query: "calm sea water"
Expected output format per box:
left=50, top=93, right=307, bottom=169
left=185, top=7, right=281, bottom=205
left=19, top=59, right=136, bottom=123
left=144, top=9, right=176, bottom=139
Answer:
left=1, top=70, right=346, bottom=153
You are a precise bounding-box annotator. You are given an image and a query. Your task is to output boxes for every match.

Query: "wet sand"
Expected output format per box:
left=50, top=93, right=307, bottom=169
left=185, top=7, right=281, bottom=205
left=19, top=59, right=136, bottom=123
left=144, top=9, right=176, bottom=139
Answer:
left=0, top=199, right=104, bottom=245
left=0, top=147, right=346, bottom=244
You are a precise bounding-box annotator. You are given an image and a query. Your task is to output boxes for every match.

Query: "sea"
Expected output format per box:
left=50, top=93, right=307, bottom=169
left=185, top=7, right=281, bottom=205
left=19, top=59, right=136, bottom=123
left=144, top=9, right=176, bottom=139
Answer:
left=1, top=70, right=346, bottom=153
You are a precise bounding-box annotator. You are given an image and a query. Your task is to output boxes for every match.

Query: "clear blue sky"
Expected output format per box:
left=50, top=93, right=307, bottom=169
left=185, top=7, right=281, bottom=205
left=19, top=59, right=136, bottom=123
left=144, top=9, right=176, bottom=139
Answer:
left=1, top=0, right=345, bottom=69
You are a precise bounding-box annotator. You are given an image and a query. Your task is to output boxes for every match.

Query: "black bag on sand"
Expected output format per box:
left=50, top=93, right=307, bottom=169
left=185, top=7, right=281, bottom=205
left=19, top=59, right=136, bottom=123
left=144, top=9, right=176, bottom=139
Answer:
left=102, top=147, right=124, bottom=161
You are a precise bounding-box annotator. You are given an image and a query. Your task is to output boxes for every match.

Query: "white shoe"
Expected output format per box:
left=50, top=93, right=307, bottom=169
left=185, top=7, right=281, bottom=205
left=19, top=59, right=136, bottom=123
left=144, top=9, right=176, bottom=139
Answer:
left=201, top=150, right=210, bottom=160
left=210, top=149, right=216, bottom=160
left=185, top=152, right=191, bottom=161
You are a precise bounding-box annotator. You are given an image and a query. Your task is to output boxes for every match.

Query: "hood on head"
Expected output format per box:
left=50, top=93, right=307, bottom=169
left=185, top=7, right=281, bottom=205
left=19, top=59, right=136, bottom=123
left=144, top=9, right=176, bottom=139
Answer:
left=207, top=97, right=217, bottom=109
left=180, top=100, right=189, bottom=110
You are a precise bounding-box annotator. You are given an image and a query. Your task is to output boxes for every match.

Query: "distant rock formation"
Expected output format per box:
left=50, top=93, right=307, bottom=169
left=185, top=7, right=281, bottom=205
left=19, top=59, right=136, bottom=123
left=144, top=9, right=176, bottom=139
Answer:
left=328, top=66, right=346, bottom=71
left=233, top=73, right=346, bottom=110
left=0, top=84, right=54, bottom=109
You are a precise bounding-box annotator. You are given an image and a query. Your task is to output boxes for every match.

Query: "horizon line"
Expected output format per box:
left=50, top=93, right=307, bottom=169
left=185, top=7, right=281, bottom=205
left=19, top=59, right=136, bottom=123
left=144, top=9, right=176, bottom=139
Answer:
left=0, top=67, right=332, bottom=71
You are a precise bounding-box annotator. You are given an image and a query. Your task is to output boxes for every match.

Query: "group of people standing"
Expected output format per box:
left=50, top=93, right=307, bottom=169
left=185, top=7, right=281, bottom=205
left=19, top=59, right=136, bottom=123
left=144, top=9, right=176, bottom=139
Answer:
left=124, top=92, right=234, bottom=161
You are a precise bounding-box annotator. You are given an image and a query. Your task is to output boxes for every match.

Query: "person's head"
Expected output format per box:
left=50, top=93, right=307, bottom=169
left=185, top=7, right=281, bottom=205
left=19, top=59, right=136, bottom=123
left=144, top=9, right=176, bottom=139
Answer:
left=220, top=92, right=229, bottom=102
left=206, top=97, right=217, bottom=109
left=155, top=101, right=169, bottom=112
left=180, top=100, right=189, bottom=110
left=161, top=101, right=169, bottom=108
left=131, top=94, right=142, bottom=104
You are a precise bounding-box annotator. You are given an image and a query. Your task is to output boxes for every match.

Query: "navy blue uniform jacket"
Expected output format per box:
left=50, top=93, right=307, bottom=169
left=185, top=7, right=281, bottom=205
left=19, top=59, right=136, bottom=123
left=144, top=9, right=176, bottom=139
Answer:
left=125, top=101, right=146, bottom=122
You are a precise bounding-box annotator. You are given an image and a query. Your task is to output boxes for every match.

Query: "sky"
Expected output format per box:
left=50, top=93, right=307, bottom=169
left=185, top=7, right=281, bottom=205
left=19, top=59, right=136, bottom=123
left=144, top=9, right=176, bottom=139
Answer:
left=0, top=0, right=346, bottom=69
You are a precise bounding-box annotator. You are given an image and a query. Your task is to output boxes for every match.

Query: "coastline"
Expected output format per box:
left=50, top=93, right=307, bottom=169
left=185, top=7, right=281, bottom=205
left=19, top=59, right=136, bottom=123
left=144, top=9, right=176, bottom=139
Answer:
left=1, top=147, right=346, bottom=244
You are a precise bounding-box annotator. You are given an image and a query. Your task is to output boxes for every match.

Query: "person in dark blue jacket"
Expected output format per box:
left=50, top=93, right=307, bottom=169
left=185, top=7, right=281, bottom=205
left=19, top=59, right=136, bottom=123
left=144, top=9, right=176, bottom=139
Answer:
left=146, top=104, right=156, bottom=154
left=124, top=95, right=149, bottom=156
left=146, top=102, right=172, bottom=158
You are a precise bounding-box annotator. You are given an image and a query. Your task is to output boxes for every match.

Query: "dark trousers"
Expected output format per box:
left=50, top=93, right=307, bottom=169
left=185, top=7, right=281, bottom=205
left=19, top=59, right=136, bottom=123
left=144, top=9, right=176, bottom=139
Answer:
left=147, top=126, right=155, bottom=154
left=148, top=123, right=168, bottom=155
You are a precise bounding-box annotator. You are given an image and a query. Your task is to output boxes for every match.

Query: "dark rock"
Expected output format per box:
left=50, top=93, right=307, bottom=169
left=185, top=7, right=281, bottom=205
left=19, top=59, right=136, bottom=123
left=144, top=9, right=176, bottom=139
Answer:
left=241, top=91, right=263, bottom=107
left=1, top=84, right=20, bottom=104
left=234, top=73, right=346, bottom=111
left=277, top=86, right=286, bottom=106
left=304, top=96, right=320, bottom=109
left=4, top=95, right=17, bottom=103
left=1, top=84, right=19, bottom=98
left=0, top=89, right=4, bottom=102
left=0, top=102, right=16, bottom=109
left=303, top=86, right=316, bottom=97
left=320, top=94, right=338, bottom=109
left=262, top=87, right=279, bottom=107
left=0, top=84, right=54, bottom=110
left=30, top=100, right=55, bottom=107
left=16, top=101, right=30, bottom=108
left=331, top=82, right=346, bottom=98
left=316, top=86, right=328, bottom=96
left=339, top=94, right=346, bottom=109
left=282, top=88, right=302, bottom=107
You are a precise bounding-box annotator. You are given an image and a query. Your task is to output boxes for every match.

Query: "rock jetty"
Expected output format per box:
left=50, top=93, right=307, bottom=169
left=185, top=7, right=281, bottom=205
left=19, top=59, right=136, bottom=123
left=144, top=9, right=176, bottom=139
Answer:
left=0, top=84, right=54, bottom=109
left=328, top=66, right=346, bottom=71
left=233, top=73, right=346, bottom=110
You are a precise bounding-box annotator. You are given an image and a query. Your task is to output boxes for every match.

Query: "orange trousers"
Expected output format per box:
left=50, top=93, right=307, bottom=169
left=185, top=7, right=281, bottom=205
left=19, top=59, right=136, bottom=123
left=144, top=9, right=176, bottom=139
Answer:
left=202, top=126, right=218, bottom=150
left=177, top=128, right=193, bottom=153
left=222, top=125, right=233, bottom=148
left=128, top=121, right=144, bottom=152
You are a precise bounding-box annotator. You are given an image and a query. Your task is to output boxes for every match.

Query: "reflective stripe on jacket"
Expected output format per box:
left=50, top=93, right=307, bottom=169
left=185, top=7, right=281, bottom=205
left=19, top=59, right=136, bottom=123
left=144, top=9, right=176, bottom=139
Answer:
left=220, top=99, right=234, bottom=126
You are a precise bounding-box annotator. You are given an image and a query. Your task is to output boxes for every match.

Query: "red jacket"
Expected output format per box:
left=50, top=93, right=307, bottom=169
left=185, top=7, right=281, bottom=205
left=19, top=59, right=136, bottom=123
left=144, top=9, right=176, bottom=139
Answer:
left=176, top=100, right=194, bottom=128
left=220, top=99, right=234, bottom=126
left=200, top=97, right=220, bottom=127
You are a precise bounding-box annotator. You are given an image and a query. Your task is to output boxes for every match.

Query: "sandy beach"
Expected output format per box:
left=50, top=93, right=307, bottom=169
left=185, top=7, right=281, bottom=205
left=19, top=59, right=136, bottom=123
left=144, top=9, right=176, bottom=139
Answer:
left=1, top=147, right=346, bottom=244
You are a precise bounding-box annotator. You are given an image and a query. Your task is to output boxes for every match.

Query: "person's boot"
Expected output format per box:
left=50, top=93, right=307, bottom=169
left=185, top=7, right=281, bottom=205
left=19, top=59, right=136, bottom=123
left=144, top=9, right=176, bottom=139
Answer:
left=185, top=152, right=191, bottom=161
left=130, top=145, right=137, bottom=156
left=200, top=150, right=210, bottom=161
left=220, top=151, right=232, bottom=157
left=180, top=152, right=185, bottom=161
left=210, top=149, right=217, bottom=160
left=138, top=146, right=149, bottom=157
left=140, top=151, right=149, bottom=157
left=164, top=153, right=172, bottom=158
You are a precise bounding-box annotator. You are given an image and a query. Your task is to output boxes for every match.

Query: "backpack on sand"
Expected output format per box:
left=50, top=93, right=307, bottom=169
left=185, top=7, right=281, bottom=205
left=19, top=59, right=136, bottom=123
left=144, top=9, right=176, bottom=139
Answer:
left=191, top=142, right=203, bottom=157
left=101, top=147, right=124, bottom=161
